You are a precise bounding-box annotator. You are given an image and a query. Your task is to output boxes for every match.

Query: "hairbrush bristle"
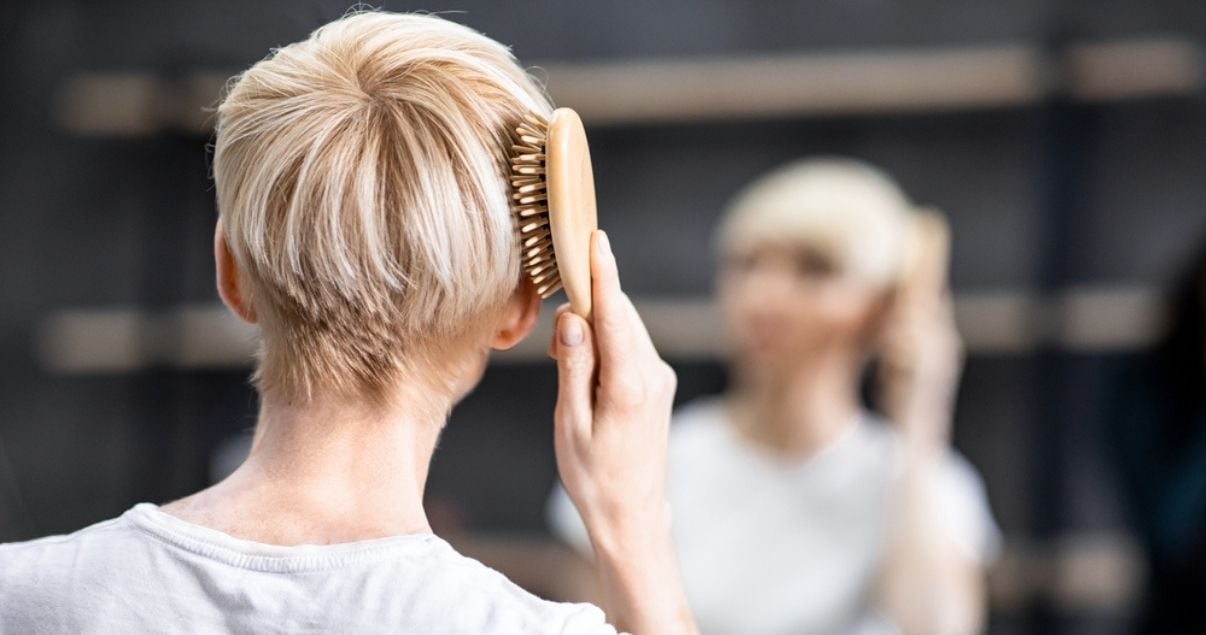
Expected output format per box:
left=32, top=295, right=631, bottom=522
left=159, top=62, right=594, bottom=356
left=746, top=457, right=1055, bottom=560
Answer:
left=510, top=113, right=562, bottom=298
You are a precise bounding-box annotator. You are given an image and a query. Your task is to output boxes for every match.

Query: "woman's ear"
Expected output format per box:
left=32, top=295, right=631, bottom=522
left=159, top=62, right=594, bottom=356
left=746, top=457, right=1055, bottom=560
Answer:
left=491, top=277, right=542, bottom=351
left=214, top=224, right=257, bottom=325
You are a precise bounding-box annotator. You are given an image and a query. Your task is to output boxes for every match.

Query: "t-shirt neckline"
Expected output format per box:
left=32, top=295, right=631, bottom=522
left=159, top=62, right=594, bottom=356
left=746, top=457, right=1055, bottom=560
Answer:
left=124, top=503, right=443, bottom=573
left=715, top=401, right=871, bottom=473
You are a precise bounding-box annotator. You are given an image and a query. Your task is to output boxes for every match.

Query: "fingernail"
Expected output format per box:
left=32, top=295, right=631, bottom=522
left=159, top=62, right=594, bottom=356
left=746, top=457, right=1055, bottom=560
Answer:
left=560, top=314, right=583, bottom=347
left=597, top=231, right=611, bottom=259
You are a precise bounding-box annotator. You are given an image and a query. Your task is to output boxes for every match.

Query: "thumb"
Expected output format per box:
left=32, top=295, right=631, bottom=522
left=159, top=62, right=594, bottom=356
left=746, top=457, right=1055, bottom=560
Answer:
left=554, top=312, right=596, bottom=445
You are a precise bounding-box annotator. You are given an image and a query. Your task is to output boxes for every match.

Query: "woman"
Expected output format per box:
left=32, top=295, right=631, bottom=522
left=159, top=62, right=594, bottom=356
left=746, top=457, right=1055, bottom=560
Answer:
left=551, top=159, right=1000, bottom=634
left=0, top=12, right=695, bottom=634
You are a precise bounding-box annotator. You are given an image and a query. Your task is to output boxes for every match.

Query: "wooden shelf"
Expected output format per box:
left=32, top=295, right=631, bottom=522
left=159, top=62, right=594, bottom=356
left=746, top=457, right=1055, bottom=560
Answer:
left=55, top=38, right=1202, bottom=136
left=35, top=286, right=1162, bottom=372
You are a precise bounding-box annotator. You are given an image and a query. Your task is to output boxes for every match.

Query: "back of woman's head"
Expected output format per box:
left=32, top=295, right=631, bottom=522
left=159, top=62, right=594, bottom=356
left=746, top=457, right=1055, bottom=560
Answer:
left=212, top=11, right=552, bottom=402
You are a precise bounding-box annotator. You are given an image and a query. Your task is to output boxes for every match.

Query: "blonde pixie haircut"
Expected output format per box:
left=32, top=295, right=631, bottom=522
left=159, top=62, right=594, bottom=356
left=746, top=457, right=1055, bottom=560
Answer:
left=213, top=11, right=552, bottom=401
left=717, top=158, right=913, bottom=288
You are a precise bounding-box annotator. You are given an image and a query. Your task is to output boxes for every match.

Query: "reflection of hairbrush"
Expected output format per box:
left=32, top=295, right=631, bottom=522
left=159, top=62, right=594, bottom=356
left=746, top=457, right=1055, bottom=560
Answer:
left=898, top=208, right=950, bottom=305
left=877, top=209, right=951, bottom=405
left=509, top=107, right=599, bottom=319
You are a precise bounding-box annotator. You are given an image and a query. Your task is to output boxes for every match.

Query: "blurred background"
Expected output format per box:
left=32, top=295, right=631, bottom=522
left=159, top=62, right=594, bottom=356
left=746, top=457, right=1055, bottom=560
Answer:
left=1, top=1, right=1205, bottom=633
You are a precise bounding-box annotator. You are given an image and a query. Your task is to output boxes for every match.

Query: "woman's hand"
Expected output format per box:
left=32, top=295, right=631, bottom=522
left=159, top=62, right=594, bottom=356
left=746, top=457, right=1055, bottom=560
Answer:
left=550, top=230, right=676, bottom=552
left=875, top=291, right=986, bottom=635
left=878, top=290, right=964, bottom=453
left=549, top=230, right=695, bottom=635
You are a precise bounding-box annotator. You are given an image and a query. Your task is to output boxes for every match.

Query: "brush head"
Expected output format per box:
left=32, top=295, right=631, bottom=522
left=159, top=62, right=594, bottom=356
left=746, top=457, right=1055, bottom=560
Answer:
left=509, top=107, right=598, bottom=319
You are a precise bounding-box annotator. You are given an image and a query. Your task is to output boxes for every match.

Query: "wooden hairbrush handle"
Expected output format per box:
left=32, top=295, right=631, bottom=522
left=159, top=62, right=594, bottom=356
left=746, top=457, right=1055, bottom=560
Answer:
left=545, top=108, right=598, bottom=320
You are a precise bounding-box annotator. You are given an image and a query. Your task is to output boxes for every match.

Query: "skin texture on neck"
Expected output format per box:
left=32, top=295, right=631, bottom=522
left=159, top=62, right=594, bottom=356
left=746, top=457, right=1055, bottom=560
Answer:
left=727, top=345, right=865, bottom=459
left=188, top=226, right=539, bottom=547
left=162, top=384, right=450, bottom=546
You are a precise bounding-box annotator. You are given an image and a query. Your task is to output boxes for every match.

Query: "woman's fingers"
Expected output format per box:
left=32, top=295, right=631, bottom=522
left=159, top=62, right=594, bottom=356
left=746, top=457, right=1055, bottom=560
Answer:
left=590, top=231, right=658, bottom=381
left=589, top=231, right=626, bottom=339
left=554, top=311, right=596, bottom=446
left=547, top=303, right=574, bottom=359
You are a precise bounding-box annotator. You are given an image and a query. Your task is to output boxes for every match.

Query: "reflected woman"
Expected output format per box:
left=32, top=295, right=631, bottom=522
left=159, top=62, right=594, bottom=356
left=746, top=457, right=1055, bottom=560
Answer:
left=551, top=158, right=1000, bottom=635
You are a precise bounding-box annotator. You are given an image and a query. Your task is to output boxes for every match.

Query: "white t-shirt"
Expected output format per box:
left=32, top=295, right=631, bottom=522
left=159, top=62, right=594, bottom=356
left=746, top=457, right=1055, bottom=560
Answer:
left=0, top=503, right=615, bottom=635
left=549, top=398, right=1001, bottom=635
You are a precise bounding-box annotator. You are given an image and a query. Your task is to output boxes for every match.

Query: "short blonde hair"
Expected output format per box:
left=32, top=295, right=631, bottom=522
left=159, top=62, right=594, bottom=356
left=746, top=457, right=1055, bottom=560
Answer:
left=716, top=158, right=913, bottom=287
left=213, top=11, right=552, bottom=401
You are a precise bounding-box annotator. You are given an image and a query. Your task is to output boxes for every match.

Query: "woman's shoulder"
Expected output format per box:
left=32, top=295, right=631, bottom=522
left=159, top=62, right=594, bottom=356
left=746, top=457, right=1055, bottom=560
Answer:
left=673, top=395, right=728, bottom=426
left=669, top=396, right=732, bottom=448
left=420, top=543, right=615, bottom=634
left=0, top=511, right=135, bottom=564
left=865, top=412, right=1002, bottom=562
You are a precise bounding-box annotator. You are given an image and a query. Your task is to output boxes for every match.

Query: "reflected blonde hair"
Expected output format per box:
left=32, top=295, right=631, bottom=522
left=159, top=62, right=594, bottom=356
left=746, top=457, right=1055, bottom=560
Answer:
left=213, top=11, right=552, bottom=402
left=716, top=158, right=913, bottom=287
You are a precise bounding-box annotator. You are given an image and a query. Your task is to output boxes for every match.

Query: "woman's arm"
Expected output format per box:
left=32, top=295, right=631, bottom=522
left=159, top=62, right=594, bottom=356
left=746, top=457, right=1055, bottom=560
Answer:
left=550, top=230, right=697, bottom=635
left=876, top=293, right=989, bottom=635
left=876, top=448, right=987, bottom=635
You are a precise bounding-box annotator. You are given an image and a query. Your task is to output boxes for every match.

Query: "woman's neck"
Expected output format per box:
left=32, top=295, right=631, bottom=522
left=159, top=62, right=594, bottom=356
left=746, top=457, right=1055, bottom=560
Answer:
left=729, top=350, right=864, bottom=458
left=163, top=388, right=449, bottom=545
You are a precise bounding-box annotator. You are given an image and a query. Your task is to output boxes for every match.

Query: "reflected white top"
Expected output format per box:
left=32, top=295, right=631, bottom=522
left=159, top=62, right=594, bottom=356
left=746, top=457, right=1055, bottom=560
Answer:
left=550, top=398, right=1000, bottom=635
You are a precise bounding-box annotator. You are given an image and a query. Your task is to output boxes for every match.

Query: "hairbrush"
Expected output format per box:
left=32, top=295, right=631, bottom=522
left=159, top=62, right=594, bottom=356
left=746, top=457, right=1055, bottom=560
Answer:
left=899, top=208, right=950, bottom=305
left=509, top=107, right=598, bottom=319
left=876, top=208, right=951, bottom=401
